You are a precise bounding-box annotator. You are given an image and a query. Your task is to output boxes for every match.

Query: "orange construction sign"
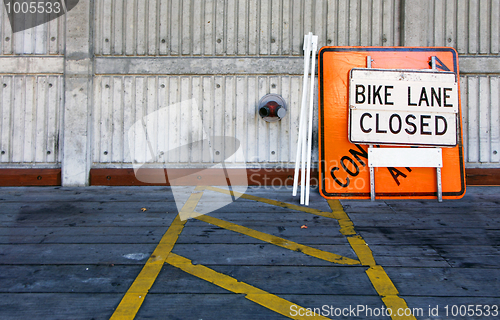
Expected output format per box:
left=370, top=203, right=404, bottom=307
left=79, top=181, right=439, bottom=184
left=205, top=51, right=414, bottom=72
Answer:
left=318, top=47, right=465, bottom=200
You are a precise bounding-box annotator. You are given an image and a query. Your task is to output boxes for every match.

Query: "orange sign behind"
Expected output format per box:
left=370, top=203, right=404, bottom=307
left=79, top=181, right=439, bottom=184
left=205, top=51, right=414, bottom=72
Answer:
left=318, top=47, right=465, bottom=199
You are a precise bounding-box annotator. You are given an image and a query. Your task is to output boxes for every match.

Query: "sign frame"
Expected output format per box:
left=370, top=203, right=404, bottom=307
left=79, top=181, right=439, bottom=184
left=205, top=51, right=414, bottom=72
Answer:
left=348, top=68, right=459, bottom=147
left=318, top=47, right=465, bottom=200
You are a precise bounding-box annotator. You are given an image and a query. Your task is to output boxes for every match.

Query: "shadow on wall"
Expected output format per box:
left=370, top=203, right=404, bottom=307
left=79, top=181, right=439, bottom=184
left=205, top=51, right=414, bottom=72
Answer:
left=127, top=98, right=248, bottom=220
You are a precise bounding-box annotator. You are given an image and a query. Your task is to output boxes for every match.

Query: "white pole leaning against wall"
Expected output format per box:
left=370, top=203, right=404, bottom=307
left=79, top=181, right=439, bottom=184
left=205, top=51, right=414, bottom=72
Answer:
left=305, top=36, right=318, bottom=206
left=293, top=33, right=313, bottom=197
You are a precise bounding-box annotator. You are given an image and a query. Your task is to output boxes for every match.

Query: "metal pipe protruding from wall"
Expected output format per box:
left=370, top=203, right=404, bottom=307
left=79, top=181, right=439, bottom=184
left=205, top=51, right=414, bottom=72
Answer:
left=258, top=93, right=287, bottom=122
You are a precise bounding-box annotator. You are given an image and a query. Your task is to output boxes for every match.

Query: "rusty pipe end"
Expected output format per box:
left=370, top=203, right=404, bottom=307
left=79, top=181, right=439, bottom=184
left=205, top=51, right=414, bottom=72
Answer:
left=258, top=94, right=287, bottom=122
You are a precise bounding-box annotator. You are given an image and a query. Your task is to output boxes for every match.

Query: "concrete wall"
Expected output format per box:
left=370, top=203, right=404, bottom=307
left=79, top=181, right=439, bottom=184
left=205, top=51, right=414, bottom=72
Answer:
left=0, top=0, right=498, bottom=186
left=404, top=0, right=500, bottom=168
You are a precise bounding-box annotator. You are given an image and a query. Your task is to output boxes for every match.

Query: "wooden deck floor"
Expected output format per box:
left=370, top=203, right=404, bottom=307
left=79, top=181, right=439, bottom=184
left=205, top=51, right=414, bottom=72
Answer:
left=0, top=186, right=499, bottom=319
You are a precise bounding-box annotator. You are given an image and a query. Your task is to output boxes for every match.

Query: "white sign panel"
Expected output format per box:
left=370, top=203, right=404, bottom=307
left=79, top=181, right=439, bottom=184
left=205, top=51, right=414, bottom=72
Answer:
left=349, top=68, right=459, bottom=146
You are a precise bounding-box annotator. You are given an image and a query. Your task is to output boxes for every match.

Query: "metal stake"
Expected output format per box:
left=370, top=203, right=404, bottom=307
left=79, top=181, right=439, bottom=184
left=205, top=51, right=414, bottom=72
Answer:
left=369, top=145, right=375, bottom=201
left=437, top=167, right=443, bottom=202
left=431, top=56, right=437, bottom=70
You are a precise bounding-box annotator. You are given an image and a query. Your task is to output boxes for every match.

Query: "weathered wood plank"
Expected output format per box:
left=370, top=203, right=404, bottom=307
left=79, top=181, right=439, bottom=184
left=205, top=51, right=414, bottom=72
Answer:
left=0, top=187, right=331, bottom=212
left=342, top=198, right=500, bottom=208
left=177, top=236, right=348, bottom=246
left=0, top=264, right=141, bottom=293
left=2, top=201, right=313, bottom=216
left=0, top=242, right=356, bottom=266
left=0, top=293, right=121, bottom=320
left=140, top=293, right=392, bottom=320
left=0, top=201, right=178, bottom=214
left=0, top=205, right=341, bottom=228
left=137, top=293, right=291, bottom=320
left=0, top=208, right=178, bottom=227
left=195, top=212, right=341, bottom=226
left=154, top=264, right=377, bottom=296
left=0, top=243, right=158, bottom=265
left=0, top=217, right=173, bottom=228
left=369, top=244, right=500, bottom=268
left=171, top=243, right=358, bottom=266
left=431, top=245, right=500, bottom=268
left=345, top=212, right=500, bottom=229
left=178, top=229, right=349, bottom=245
left=386, top=202, right=500, bottom=211
left=358, top=244, right=450, bottom=267
left=0, top=169, right=61, bottom=186
left=0, top=226, right=169, bottom=244
left=356, top=227, right=500, bottom=246
left=0, top=186, right=178, bottom=202
left=373, top=256, right=451, bottom=268
left=343, top=205, right=500, bottom=215
left=186, top=265, right=375, bottom=296
left=385, top=266, right=500, bottom=297
left=0, top=225, right=349, bottom=245
left=0, top=184, right=499, bottom=320
left=196, top=204, right=323, bottom=214
left=225, top=190, right=331, bottom=212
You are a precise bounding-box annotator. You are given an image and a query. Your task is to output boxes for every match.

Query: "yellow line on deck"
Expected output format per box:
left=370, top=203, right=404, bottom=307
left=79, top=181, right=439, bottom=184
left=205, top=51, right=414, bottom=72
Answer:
left=206, top=186, right=415, bottom=319
left=327, top=200, right=416, bottom=320
left=196, top=214, right=360, bottom=265
left=347, top=235, right=376, bottom=266
left=327, top=197, right=357, bottom=236
left=166, top=253, right=330, bottom=320
left=109, top=188, right=204, bottom=320
left=205, top=186, right=346, bottom=220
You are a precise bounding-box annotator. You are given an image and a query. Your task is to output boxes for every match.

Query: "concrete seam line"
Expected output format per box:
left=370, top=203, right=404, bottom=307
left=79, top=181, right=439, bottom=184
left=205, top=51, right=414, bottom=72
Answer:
left=109, top=189, right=204, bottom=320
left=196, top=214, right=360, bottom=265
left=166, top=253, right=330, bottom=320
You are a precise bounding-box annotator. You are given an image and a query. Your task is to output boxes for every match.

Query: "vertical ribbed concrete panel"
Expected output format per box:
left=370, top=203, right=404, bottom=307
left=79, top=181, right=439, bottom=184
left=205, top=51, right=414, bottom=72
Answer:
left=93, top=0, right=401, bottom=56
left=2, top=0, right=498, bottom=174
left=0, top=75, right=63, bottom=165
left=423, top=0, right=500, bottom=167
left=461, top=75, right=500, bottom=167
left=0, top=3, right=65, bottom=170
left=0, top=4, right=65, bottom=55
left=92, top=0, right=400, bottom=169
left=92, top=75, right=311, bottom=167
left=424, top=0, right=500, bottom=54
left=404, top=0, right=500, bottom=167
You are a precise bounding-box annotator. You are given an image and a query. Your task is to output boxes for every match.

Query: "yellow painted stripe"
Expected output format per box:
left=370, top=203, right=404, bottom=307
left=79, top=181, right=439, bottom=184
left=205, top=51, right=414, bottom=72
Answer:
left=207, top=186, right=357, bottom=236
left=327, top=200, right=417, bottom=320
left=166, top=253, right=329, bottom=320
left=178, top=189, right=205, bottom=220
left=110, top=190, right=204, bottom=320
left=196, top=214, right=360, bottom=265
left=205, top=186, right=346, bottom=220
left=347, top=235, right=376, bottom=266
left=365, top=265, right=400, bottom=296
left=326, top=197, right=357, bottom=235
